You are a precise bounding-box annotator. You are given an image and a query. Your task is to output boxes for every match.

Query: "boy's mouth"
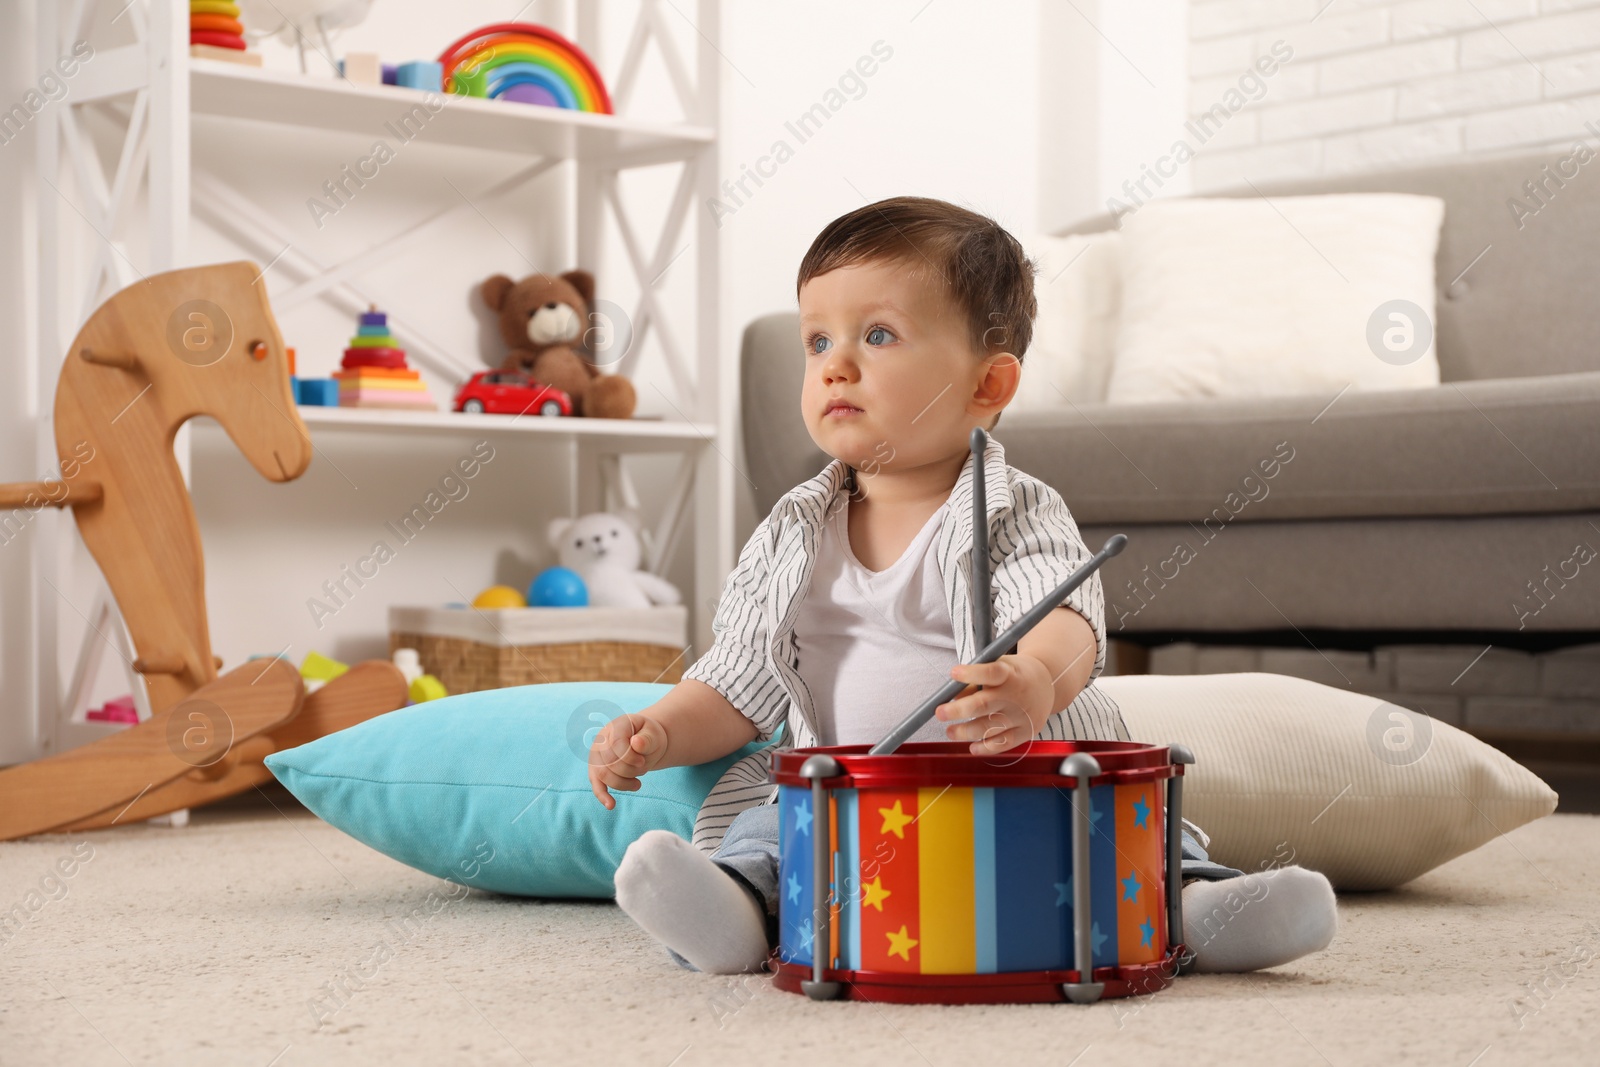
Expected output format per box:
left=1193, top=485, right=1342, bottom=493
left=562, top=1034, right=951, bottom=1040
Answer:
left=824, top=398, right=863, bottom=417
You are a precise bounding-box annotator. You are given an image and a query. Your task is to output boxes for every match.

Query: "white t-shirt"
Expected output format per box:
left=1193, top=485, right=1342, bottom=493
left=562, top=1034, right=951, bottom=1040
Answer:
left=793, top=494, right=962, bottom=748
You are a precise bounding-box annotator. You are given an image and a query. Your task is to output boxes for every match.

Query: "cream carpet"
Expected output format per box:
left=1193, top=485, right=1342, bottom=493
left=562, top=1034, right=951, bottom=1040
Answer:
left=2, top=795, right=1597, bottom=1067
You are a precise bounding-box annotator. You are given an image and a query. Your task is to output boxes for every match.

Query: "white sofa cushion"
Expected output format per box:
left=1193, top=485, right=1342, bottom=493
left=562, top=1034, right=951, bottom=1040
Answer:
left=1105, top=194, right=1446, bottom=404
left=1012, top=232, right=1122, bottom=408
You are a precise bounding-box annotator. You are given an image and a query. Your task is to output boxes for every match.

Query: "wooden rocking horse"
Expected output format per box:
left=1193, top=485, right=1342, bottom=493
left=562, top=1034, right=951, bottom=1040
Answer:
left=0, top=263, right=408, bottom=840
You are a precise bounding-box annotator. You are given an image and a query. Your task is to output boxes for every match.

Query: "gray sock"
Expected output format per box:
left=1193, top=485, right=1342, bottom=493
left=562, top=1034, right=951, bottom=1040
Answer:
left=1182, top=865, right=1338, bottom=973
left=614, top=830, right=770, bottom=975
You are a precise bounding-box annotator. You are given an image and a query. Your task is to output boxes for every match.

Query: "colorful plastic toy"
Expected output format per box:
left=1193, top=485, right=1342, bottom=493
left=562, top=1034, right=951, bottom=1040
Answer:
left=770, top=429, right=1193, bottom=1006
left=528, top=566, right=588, bottom=607
left=300, top=651, right=349, bottom=694
left=295, top=379, right=340, bottom=406
left=393, top=648, right=424, bottom=686
left=408, top=675, right=448, bottom=703
left=85, top=695, right=139, bottom=724
left=332, top=307, right=437, bottom=410
left=339, top=52, right=382, bottom=85
left=189, top=1, right=261, bottom=66
left=396, top=60, right=443, bottom=92
left=772, top=739, right=1188, bottom=1004
left=437, top=23, right=612, bottom=112
left=453, top=369, right=571, bottom=417
left=471, top=585, right=526, bottom=609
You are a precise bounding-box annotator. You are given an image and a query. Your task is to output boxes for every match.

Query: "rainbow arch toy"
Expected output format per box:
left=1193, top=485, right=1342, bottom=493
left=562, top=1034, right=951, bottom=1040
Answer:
left=438, top=22, right=613, bottom=114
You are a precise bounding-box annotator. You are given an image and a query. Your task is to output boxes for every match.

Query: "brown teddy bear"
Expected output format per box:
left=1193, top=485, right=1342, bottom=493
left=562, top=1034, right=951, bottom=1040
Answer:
left=480, top=270, right=637, bottom=420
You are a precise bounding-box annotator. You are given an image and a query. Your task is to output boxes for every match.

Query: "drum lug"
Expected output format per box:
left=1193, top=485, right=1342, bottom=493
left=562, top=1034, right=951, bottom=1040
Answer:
left=1165, top=743, right=1196, bottom=976
left=800, top=979, right=844, bottom=1001
left=799, top=756, right=843, bottom=999
left=1061, top=981, right=1104, bottom=1005
left=1058, top=752, right=1102, bottom=1005
left=798, top=755, right=843, bottom=781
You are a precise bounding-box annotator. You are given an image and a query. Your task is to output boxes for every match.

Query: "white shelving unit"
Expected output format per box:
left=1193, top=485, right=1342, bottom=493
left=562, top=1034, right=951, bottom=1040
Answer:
left=27, top=0, right=730, bottom=760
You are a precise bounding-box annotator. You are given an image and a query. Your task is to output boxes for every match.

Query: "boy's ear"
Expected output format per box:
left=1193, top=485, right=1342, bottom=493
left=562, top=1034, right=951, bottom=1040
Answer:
left=969, top=352, right=1021, bottom=423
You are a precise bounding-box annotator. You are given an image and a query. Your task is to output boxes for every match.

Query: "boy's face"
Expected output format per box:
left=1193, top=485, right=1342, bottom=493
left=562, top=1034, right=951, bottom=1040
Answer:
left=797, top=257, right=1017, bottom=478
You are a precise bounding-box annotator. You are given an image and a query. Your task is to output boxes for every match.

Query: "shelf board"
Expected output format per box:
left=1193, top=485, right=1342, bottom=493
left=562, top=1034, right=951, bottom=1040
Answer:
left=290, top=405, right=717, bottom=450
left=188, top=59, right=713, bottom=162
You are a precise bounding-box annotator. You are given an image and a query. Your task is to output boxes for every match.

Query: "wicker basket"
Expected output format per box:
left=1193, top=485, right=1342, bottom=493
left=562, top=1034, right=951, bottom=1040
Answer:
left=388, top=605, right=688, bottom=695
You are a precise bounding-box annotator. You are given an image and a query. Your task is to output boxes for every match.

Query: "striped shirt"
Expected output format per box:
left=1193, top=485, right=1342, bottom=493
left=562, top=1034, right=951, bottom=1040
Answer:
left=682, top=433, right=1130, bottom=854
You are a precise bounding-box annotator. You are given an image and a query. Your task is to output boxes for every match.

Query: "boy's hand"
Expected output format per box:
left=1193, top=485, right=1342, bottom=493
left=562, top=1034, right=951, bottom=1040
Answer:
left=934, top=654, right=1056, bottom=754
left=588, top=713, right=669, bottom=810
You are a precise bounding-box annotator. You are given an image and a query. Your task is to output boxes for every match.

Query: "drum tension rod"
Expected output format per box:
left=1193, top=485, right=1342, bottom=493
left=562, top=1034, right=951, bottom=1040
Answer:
left=1167, top=744, right=1198, bottom=976
left=798, top=753, right=844, bottom=1002
left=1060, top=752, right=1105, bottom=1005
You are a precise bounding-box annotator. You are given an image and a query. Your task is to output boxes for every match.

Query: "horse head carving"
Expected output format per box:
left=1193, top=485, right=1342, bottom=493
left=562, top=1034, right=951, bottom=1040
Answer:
left=51, top=262, right=312, bottom=714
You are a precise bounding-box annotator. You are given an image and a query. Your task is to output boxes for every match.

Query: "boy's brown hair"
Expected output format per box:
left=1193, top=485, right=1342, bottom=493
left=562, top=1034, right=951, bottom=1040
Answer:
left=796, top=196, right=1037, bottom=429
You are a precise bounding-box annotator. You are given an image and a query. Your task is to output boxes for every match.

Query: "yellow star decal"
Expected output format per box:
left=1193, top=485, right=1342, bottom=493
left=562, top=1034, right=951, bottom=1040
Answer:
left=878, top=799, right=915, bottom=839
left=861, top=877, right=891, bottom=911
left=885, top=924, right=919, bottom=962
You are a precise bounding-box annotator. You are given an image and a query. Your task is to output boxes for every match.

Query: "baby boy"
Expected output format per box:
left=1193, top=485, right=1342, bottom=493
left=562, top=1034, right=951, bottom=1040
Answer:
left=589, top=196, right=1338, bottom=977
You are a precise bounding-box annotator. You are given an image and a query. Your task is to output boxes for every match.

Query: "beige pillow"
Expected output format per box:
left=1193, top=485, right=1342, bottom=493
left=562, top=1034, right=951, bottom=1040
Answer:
left=1099, top=672, right=1557, bottom=890
left=1010, top=232, right=1122, bottom=410
left=1105, top=194, right=1445, bottom=404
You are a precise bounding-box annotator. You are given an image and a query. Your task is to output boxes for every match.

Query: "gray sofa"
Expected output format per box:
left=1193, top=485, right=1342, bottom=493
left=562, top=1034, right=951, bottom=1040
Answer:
left=736, top=152, right=1600, bottom=654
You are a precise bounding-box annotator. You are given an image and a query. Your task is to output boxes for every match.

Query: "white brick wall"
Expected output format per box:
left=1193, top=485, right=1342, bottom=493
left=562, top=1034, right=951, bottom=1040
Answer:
left=1187, top=0, right=1600, bottom=189
left=1134, top=641, right=1600, bottom=736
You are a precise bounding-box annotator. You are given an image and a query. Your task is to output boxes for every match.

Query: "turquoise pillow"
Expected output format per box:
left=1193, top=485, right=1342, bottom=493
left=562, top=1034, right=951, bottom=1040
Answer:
left=264, top=681, right=778, bottom=899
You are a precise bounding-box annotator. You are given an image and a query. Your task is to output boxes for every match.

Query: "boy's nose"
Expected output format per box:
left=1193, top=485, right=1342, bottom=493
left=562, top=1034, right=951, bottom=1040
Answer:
left=821, top=352, right=857, bottom=382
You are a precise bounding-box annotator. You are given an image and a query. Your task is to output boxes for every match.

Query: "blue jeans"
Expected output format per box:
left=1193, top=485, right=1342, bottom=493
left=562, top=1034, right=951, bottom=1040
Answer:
left=666, top=800, right=1244, bottom=972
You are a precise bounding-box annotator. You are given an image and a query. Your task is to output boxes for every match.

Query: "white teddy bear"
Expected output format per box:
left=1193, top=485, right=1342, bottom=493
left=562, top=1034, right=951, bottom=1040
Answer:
left=546, top=510, right=682, bottom=609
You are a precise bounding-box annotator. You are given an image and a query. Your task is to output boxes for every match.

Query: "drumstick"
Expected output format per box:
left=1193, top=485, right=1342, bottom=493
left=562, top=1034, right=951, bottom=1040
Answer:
left=970, top=427, right=992, bottom=651
left=868, top=533, right=1128, bottom=756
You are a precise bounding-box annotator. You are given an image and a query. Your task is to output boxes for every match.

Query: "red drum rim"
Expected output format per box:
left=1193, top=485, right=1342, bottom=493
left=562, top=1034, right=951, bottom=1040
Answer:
left=770, top=944, right=1187, bottom=1004
left=770, top=739, right=1179, bottom=790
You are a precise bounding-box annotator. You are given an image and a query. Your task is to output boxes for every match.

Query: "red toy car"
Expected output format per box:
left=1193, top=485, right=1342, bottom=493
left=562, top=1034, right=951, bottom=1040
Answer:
left=453, top=370, right=573, bottom=417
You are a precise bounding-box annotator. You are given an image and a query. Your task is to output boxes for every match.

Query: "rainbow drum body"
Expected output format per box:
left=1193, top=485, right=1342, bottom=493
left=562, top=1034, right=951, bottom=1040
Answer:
left=770, top=740, right=1198, bottom=1005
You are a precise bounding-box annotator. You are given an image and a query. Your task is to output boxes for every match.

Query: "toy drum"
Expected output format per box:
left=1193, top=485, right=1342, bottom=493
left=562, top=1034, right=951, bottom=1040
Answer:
left=769, top=740, right=1197, bottom=1005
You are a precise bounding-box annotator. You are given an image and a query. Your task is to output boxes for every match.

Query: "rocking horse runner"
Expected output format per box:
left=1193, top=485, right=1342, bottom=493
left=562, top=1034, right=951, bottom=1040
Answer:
left=0, top=263, right=408, bottom=841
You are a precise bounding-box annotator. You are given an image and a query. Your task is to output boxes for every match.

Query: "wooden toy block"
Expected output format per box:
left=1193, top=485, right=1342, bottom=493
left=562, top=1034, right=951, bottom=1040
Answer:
left=190, top=43, right=263, bottom=66
left=340, top=52, right=382, bottom=85
left=396, top=61, right=443, bottom=92
left=295, top=378, right=340, bottom=406
left=300, top=650, right=349, bottom=683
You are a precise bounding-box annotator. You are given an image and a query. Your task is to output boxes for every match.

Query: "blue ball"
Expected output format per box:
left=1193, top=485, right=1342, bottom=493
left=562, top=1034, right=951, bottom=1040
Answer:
left=529, top=567, right=588, bottom=607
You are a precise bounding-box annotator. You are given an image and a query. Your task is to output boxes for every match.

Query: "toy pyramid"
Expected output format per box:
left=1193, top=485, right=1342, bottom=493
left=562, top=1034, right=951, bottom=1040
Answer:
left=189, top=1, right=262, bottom=66
left=333, top=307, right=437, bottom=411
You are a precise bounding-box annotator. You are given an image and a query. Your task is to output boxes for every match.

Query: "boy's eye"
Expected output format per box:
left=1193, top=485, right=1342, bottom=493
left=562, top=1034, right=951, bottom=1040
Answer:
left=866, top=326, right=895, bottom=345
left=807, top=335, right=832, bottom=355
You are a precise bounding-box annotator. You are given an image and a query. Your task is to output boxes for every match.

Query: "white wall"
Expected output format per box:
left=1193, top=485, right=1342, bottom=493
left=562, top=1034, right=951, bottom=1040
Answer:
left=1040, top=0, right=1193, bottom=230
left=1185, top=0, right=1600, bottom=189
